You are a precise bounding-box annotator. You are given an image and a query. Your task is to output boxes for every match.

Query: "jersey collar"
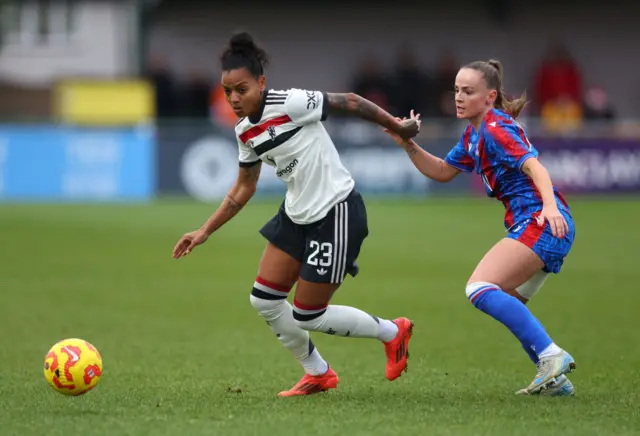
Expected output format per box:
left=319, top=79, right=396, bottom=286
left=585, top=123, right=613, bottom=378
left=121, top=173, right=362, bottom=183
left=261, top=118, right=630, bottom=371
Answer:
left=472, top=108, right=497, bottom=134
left=248, top=90, right=268, bottom=124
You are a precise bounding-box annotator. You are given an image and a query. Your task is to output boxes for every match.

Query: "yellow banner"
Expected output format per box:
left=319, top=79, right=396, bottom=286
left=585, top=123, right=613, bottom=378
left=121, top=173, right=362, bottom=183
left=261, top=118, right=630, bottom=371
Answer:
left=56, top=79, right=154, bottom=125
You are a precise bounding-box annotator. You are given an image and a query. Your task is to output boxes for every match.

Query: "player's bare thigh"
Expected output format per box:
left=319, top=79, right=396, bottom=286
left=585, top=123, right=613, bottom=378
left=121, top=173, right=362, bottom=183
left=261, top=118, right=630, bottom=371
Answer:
left=258, top=244, right=341, bottom=306
left=468, top=238, right=544, bottom=291
left=294, top=279, right=340, bottom=308
left=257, top=243, right=301, bottom=289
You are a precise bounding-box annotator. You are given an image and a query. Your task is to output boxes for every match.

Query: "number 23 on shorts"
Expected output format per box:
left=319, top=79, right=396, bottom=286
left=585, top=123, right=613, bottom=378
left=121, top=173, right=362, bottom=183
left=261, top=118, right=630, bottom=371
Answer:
left=306, top=240, right=333, bottom=267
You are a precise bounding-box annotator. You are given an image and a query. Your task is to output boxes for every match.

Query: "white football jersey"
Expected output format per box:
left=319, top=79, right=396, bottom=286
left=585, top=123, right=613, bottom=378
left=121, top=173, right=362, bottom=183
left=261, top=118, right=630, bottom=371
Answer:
left=235, top=89, right=355, bottom=225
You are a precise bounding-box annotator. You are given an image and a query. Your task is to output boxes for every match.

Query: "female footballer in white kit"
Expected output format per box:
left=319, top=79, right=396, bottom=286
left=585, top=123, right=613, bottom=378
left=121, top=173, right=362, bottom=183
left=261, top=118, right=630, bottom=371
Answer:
left=173, top=32, right=421, bottom=397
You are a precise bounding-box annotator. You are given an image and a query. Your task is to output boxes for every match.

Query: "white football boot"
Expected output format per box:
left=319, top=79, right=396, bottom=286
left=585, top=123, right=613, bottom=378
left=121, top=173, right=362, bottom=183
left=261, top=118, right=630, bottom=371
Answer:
left=517, top=374, right=575, bottom=396
left=518, top=350, right=576, bottom=395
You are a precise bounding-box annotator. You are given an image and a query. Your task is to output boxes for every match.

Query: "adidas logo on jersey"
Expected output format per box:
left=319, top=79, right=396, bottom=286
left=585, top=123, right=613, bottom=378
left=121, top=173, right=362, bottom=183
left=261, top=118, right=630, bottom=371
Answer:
left=276, top=159, right=299, bottom=177
left=317, top=268, right=327, bottom=275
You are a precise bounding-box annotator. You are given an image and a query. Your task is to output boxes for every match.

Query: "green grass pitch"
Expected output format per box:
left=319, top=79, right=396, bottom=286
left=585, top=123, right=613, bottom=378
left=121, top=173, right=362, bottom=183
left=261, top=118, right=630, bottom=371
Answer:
left=0, top=197, right=639, bottom=435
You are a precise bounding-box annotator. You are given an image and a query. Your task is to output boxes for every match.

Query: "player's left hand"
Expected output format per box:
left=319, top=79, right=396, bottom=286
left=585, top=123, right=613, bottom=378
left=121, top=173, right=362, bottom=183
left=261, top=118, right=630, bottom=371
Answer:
left=536, top=205, right=569, bottom=239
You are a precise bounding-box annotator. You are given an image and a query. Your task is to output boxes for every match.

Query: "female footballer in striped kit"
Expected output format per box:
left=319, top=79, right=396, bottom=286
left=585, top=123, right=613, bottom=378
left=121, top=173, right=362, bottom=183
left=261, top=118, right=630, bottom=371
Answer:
left=386, top=59, right=577, bottom=396
left=173, top=32, right=420, bottom=396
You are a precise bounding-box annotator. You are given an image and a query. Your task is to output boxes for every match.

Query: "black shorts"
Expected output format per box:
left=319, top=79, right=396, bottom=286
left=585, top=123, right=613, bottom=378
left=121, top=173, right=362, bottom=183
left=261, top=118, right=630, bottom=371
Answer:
left=259, top=190, right=369, bottom=284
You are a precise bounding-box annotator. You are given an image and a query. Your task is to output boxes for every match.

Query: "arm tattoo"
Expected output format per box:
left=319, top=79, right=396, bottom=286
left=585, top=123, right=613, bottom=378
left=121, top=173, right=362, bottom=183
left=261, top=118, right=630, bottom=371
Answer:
left=404, top=142, right=419, bottom=156
left=200, top=163, right=261, bottom=235
left=225, top=193, right=245, bottom=214
left=204, top=190, right=246, bottom=234
left=226, top=163, right=261, bottom=214
left=326, top=93, right=397, bottom=130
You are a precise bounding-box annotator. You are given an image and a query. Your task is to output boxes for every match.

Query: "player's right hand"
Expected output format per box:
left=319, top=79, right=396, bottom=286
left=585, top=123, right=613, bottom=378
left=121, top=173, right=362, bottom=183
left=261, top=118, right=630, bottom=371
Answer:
left=385, top=112, right=420, bottom=145
left=172, top=229, right=210, bottom=259
left=395, top=110, right=421, bottom=139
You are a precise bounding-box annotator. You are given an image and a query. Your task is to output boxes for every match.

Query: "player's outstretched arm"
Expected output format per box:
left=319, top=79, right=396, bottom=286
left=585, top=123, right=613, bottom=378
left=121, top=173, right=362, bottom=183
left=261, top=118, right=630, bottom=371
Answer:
left=383, top=113, right=460, bottom=183
left=201, top=163, right=262, bottom=235
left=172, top=163, right=262, bottom=258
left=400, top=139, right=461, bottom=183
left=325, top=93, right=419, bottom=140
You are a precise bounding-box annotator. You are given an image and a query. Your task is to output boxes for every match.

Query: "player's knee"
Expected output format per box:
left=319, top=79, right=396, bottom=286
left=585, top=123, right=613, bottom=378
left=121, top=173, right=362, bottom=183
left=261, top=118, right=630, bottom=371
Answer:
left=292, top=301, right=328, bottom=332
left=293, top=312, right=325, bottom=331
left=250, top=293, right=275, bottom=310
left=249, top=292, right=285, bottom=320
left=465, top=281, right=494, bottom=299
left=465, top=281, right=500, bottom=306
left=293, top=317, right=325, bottom=332
left=250, top=278, right=292, bottom=317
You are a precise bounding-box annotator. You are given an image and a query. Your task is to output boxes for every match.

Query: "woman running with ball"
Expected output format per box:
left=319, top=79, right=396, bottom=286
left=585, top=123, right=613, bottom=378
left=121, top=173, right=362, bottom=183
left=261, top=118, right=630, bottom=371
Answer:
left=173, top=32, right=420, bottom=397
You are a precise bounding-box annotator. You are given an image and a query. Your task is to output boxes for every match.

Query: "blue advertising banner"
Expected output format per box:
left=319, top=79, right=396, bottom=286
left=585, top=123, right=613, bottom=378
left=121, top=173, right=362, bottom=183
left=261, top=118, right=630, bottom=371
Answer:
left=0, top=125, right=155, bottom=201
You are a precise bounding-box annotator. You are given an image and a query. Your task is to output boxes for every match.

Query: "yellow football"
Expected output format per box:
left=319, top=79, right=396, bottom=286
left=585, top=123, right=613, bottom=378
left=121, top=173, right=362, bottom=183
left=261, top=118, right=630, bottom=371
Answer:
left=43, top=338, right=103, bottom=396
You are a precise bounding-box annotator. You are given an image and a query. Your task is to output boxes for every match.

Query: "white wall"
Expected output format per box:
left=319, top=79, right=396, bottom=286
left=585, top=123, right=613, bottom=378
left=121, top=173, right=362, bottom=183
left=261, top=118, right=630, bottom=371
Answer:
left=0, top=1, right=138, bottom=85
left=147, top=1, right=640, bottom=116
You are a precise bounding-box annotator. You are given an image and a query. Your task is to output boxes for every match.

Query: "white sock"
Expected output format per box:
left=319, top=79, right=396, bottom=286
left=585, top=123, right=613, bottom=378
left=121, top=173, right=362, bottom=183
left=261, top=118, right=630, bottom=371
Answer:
left=250, top=293, right=329, bottom=375
left=300, top=348, right=329, bottom=376
left=377, top=319, right=399, bottom=342
left=538, top=342, right=563, bottom=359
left=293, top=304, right=398, bottom=342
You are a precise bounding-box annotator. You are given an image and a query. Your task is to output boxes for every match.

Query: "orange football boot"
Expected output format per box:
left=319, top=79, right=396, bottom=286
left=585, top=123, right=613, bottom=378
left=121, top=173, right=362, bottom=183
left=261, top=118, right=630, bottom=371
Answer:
left=383, top=317, right=414, bottom=381
left=277, top=367, right=339, bottom=397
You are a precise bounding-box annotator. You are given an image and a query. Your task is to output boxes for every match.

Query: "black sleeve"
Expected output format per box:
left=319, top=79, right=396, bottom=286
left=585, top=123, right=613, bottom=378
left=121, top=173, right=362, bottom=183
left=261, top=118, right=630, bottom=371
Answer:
left=239, top=160, right=261, bottom=168
left=321, top=92, right=329, bottom=121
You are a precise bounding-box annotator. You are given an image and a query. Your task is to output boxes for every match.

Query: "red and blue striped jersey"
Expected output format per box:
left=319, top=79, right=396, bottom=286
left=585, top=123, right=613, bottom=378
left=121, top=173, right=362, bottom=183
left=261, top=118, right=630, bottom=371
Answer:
left=444, top=108, right=570, bottom=229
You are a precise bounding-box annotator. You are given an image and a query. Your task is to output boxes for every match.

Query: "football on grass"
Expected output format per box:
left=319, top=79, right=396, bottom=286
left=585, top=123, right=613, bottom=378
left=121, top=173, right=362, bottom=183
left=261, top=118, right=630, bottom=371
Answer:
left=44, top=338, right=103, bottom=396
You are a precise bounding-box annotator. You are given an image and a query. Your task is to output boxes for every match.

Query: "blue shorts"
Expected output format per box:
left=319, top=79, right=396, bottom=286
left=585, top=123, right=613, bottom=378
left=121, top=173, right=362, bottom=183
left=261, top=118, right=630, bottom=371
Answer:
left=507, top=210, right=575, bottom=274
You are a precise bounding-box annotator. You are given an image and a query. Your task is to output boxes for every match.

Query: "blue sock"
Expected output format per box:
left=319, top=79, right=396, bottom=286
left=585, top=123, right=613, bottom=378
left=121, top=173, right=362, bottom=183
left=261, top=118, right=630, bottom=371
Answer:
left=522, top=342, right=539, bottom=364
left=467, top=282, right=552, bottom=358
left=526, top=316, right=549, bottom=364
